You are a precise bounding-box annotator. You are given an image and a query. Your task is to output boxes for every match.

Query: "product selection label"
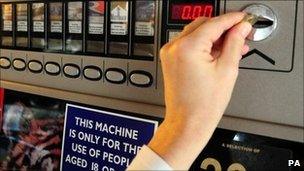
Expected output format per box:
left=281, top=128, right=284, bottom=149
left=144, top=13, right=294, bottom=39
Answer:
left=61, top=104, right=158, bottom=171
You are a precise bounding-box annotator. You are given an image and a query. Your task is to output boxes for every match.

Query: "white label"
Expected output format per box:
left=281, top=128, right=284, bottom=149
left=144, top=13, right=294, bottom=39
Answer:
left=17, top=21, right=27, bottom=32
left=89, top=23, right=104, bottom=34
left=110, top=23, right=127, bottom=35
left=33, top=21, right=44, bottom=32
left=3, top=21, right=12, bottom=31
left=168, top=30, right=182, bottom=42
left=51, top=21, right=62, bottom=33
left=135, top=22, right=154, bottom=36
left=69, top=21, right=82, bottom=34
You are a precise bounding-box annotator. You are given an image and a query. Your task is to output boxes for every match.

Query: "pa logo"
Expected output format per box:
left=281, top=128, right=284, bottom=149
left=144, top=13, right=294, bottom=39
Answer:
left=288, top=160, right=301, bottom=167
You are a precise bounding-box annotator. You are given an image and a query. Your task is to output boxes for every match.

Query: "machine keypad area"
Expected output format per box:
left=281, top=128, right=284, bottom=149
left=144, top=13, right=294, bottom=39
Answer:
left=0, top=53, right=153, bottom=88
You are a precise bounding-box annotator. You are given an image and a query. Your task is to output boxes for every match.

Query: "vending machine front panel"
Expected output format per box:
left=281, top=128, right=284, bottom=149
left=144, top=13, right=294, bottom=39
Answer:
left=0, top=0, right=303, bottom=170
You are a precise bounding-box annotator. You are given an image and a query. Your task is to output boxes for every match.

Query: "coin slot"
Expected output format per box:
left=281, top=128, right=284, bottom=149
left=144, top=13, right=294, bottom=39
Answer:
left=253, top=17, right=274, bottom=28
left=243, top=4, right=277, bottom=41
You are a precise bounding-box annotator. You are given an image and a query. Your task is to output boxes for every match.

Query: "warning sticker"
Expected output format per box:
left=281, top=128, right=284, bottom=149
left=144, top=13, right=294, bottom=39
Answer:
left=89, top=1, right=105, bottom=35
left=51, top=21, right=62, bottom=33
left=135, top=22, right=154, bottom=36
left=135, top=1, right=155, bottom=36
left=17, top=4, right=28, bottom=32
left=69, top=21, right=82, bottom=34
left=61, top=104, right=158, bottom=171
left=2, top=4, right=12, bottom=31
left=33, top=21, right=44, bottom=32
left=3, top=21, right=12, bottom=31
left=68, top=2, right=83, bottom=34
left=32, top=3, right=44, bottom=32
left=111, top=23, right=127, bottom=35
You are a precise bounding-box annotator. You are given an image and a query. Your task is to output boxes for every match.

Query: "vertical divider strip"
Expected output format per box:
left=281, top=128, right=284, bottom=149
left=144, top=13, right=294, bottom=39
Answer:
left=63, top=1, right=66, bottom=52
left=82, top=1, right=86, bottom=54
left=12, top=3, right=16, bottom=48
left=44, top=2, right=48, bottom=51
left=128, top=0, right=132, bottom=58
left=104, top=0, right=108, bottom=55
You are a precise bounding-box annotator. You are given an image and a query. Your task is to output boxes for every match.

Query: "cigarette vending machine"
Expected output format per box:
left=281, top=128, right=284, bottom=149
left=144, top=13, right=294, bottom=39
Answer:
left=0, top=0, right=303, bottom=171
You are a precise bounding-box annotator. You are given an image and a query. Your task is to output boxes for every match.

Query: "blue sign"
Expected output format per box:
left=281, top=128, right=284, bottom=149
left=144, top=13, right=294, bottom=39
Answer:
left=60, top=104, right=158, bottom=171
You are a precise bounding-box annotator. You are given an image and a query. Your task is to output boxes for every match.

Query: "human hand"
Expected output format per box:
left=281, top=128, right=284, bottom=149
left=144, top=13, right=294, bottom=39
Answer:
left=148, top=12, right=252, bottom=170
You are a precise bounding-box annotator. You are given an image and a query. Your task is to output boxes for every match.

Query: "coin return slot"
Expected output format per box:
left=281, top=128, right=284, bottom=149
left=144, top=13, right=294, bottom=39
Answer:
left=253, top=17, right=274, bottom=29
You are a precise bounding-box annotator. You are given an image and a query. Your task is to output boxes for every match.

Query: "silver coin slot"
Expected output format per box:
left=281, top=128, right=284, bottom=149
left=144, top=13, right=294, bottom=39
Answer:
left=243, top=4, right=277, bottom=41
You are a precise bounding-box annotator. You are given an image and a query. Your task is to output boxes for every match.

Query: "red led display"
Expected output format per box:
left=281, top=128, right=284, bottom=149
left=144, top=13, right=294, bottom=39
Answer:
left=171, top=3, right=214, bottom=21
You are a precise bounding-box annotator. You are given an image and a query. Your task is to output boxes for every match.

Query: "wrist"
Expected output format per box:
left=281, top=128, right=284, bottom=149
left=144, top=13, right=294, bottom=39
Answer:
left=148, top=119, right=212, bottom=170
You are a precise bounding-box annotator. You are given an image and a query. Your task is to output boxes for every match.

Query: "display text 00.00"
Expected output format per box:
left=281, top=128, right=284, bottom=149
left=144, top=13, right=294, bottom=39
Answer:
left=171, top=4, right=214, bottom=20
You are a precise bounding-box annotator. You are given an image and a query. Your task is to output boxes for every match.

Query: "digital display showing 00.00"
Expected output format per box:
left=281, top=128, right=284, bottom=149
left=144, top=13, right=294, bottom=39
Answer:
left=171, top=4, right=214, bottom=21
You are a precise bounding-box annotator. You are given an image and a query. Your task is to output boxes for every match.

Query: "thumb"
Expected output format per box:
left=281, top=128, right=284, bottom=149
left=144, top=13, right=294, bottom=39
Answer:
left=217, top=22, right=252, bottom=68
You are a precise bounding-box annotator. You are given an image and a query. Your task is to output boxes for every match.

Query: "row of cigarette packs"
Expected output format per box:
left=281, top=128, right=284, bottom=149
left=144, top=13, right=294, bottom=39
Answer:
left=0, top=1, right=156, bottom=59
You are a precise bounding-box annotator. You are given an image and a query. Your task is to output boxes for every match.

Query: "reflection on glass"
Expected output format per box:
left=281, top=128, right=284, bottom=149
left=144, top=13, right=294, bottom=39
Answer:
left=1, top=36, right=13, bottom=46
left=66, top=39, right=82, bottom=52
left=16, top=37, right=28, bottom=47
left=87, top=40, right=104, bottom=53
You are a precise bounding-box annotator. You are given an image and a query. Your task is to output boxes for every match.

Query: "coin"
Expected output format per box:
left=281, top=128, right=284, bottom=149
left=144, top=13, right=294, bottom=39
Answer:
left=242, top=14, right=259, bottom=25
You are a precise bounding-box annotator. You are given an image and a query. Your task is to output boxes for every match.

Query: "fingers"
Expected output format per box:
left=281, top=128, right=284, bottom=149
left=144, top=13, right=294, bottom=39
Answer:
left=217, top=22, right=252, bottom=68
left=177, top=17, right=209, bottom=39
left=189, top=12, right=246, bottom=43
left=241, top=44, right=250, bottom=55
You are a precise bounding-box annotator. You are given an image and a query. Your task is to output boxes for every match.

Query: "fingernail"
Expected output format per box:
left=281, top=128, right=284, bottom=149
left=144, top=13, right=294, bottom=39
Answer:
left=240, top=22, right=252, bottom=38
